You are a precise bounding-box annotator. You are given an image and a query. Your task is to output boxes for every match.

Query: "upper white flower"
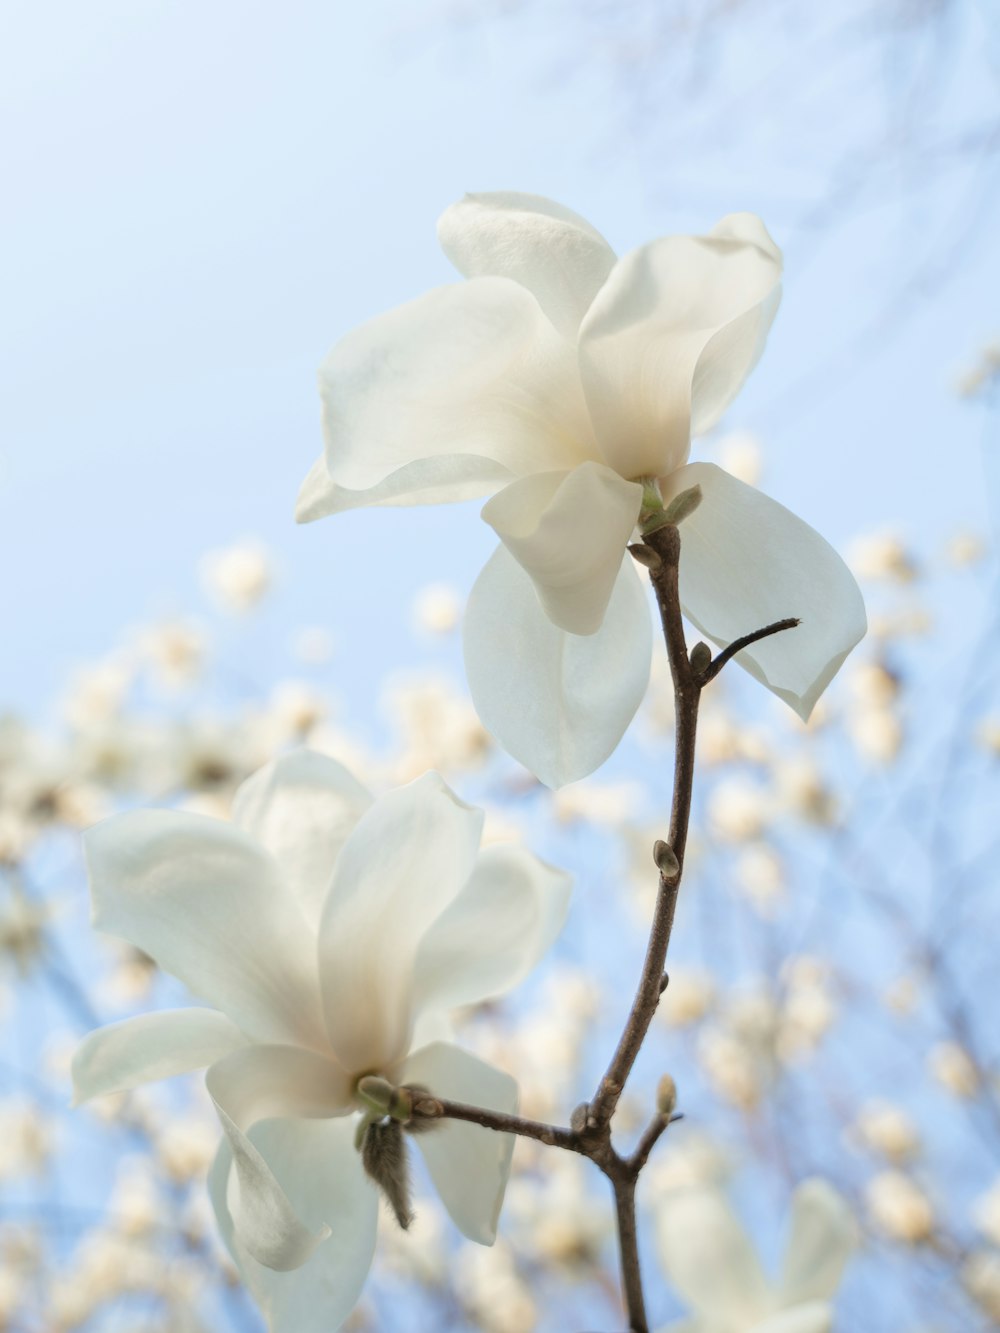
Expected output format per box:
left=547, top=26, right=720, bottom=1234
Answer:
left=657, top=1178, right=857, bottom=1333
left=298, top=192, right=867, bottom=787
left=72, top=750, right=571, bottom=1332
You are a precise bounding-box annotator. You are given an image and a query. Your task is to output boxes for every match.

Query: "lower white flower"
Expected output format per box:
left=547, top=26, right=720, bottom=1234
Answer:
left=73, top=750, right=571, bottom=1332
left=656, top=1179, right=857, bottom=1333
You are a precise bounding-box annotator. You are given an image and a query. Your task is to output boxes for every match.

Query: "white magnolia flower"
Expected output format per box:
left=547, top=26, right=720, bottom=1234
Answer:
left=657, top=1179, right=857, bottom=1333
left=73, top=750, right=571, bottom=1331
left=298, top=192, right=867, bottom=787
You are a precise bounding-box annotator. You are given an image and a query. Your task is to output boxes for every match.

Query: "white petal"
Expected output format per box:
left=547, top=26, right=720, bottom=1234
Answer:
left=319, top=277, right=597, bottom=494
left=232, top=750, right=372, bottom=930
left=463, top=546, right=652, bottom=788
left=208, top=1118, right=378, bottom=1329
left=295, top=452, right=509, bottom=523
left=662, top=463, right=866, bottom=719
left=438, top=191, right=617, bottom=336
left=481, top=463, right=643, bottom=634
left=413, top=844, right=572, bottom=1016
left=84, top=811, right=325, bottom=1048
left=72, top=1008, right=247, bottom=1104
left=205, top=1046, right=354, bottom=1271
left=579, top=214, right=782, bottom=478
left=318, top=773, right=484, bottom=1073
left=750, top=1305, right=833, bottom=1333
left=656, top=1187, right=773, bottom=1324
left=779, top=1180, right=857, bottom=1305
left=398, top=1042, right=517, bottom=1244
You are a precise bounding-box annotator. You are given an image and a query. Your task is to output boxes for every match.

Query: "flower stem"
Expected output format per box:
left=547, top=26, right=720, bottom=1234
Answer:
left=425, top=523, right=799, bottom=1333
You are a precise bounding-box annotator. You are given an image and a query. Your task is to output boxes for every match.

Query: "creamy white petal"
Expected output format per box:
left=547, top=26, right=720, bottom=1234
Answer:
left=295, top=452, right=512, bottom=523
left=232, top=750, right=372, bottom=930
left=398, top=1042, right=517, bottom=1245
left=412, top=844, right=572, bottom=1016
left=779, top=1180, right=857, bottom=1305
left=579, top=214, right=782, bottom=478
left=481, top=463, right=643, bottom=634
left=661, top=463, right=867, bottom=720
left=84, top=810, right=325, bottom=1048
left=749, top=1304, right=833, bottom=1333
left=206, top=1045, right=354, bottom=1127
left=212, top=1103, right=329, bottom=1273
left=319, top=277, right=598, bottom=493
left=318, top=773, right=484, bottom=1073
left=72, top=1008, right=247, bottom=1105
left=656, top=1187, right=773, bottom=1325
left=205, top=1046, right=354, bottom=1271
left=463, top=546, right=652, bottom=788
left=208, top=1118, right=378, bottom=1329
left=438, top=191, right=617, bottom=336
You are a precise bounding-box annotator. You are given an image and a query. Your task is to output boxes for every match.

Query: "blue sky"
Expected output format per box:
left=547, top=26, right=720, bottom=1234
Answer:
left=2, top=0, right=997, bottom=723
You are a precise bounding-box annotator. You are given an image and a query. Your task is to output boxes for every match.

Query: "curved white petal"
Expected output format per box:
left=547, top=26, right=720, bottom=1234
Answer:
left=398, top=1042, right=517, bottom=1245
left=318, top=773, right=484, bottom=1073
left=72, top=1008, right=247, bottom=1105
left=211, top=1103, right=328, bottom=1273
left=482, top=463, right=643, bottom=634
left=206, top=1045, right=354, bottom=1127
left=84, top=811, right=325, bottom=1048
left=295, top=452, right=511, bottom=523
left=750, top=1304, right=833, bottom=1333
left=413, top=844, right=572, bottom=1016
left=319, top=277, right=598, bottom=494
left=578, top=214, right=782, bottom=478
left=208, top=1118, right=378, bottom=1329
left=779, top=1180, right=857, bottom=1305
left=662, top=463, right=867, bottom=720
left=205, top=1046, right=354, bottom=1271
left=232, top=750, right=372, bottom=930
left=463, top=545, right=652, bottom=788
left=656, top=1187, right=773, bottom=1325
left=438, top=191, right=617, bottom=336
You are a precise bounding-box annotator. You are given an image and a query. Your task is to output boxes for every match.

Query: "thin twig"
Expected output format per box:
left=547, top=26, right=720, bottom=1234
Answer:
left=696, top=617, right=800, bottom=685
left=628, top=1112, right=682, bottom=1176
left=588, top=524, right=698, bottom=1133
left=412, top=1097, right=582, bottom=1153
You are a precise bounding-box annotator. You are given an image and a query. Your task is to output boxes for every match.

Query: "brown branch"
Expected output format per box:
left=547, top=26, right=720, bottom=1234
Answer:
left=588, top=524, right=698, bottom=1133
left=628, top=1112, right=683, bottom=1176
left=696, top=617, right=800, bottom=685
left=411, top=1096, right=582, bottom=1153
left=416, top=525, right=799, bottom=1333
left=609, top=1171, right=646, bottom=1332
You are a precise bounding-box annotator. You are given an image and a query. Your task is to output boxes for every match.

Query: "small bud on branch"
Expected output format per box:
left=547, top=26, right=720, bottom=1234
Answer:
left=656, top=1074, right=678, bottom=1120
left=653, top=839, right=680, bottom=878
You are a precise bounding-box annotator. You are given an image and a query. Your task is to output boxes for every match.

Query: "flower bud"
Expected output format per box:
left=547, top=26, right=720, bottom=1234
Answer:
left=653, top=840, right=680, bottom=877
left=656, top=1073, right=678, bottom=1120
left=663, top=484, right=702, bottom=526
left=627, top=542, right=662, bottom=570
left=689, top=641, right=713, bottom=675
